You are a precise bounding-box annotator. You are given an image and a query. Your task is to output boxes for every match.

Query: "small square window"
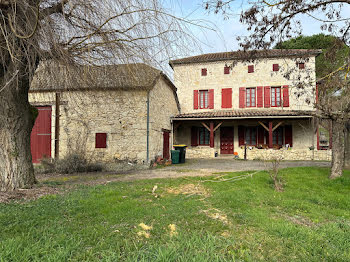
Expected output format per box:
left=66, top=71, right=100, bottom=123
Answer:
left=95, top=133, right=107, bottom=148
left=201, top=68, right=207, bottom=76
left=248, top=65, right=254, bottom=73
left=273, top=64, right=279, bottom=71
left=298, top=63, right=305, bottom=69
left=224, top=66, right=230, bottom=74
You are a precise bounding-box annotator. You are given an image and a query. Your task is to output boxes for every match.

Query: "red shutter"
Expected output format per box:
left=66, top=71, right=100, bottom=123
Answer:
left=257, top=126, right=265, bottom=145
left=191, top=127, right=198, bottom=146
left=239, top=87, right=246, bottom=108
left=248, top=65, right=254, bottom=73
left=224, top=66, right=230, bottom=74
left=257, top=86, right=263, bottom=107
left=221, top=88, right=232, bottom=108
left=283, top=85, right=289, bottom=107
left=273, top=64, right=279, bottom=71
left=201, top=68, right=207, bottom=76
left=194, top=90, right=199, bottom=110
left=238, top=126, right=245, bottom=146
left=264, top=86, right=271, bottom=108
left=95, top=133, right=107, bottom=148
left=285, top=125, right=293, bottom=147
left=208, top=89, right=214, bottom=109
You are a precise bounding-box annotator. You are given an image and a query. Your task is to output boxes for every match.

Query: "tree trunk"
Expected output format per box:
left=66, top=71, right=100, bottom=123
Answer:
left=329, top=119, right=345, bottom=179
left=344, top=121, right=350, bottom=169
left=0, top=69, right=36, bottom=191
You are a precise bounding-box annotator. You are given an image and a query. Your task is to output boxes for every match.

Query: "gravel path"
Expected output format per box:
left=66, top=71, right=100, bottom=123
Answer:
left=114, top=158, right=331, bottom=182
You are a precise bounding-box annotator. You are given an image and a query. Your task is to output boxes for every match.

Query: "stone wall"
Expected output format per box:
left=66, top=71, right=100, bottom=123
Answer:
left=173, top=56, right=316, bottom=114
left=246, top=148, right=332, bottom=161
left=29, top=77, right=179, bottom=164
left=148, top=77, right=180, bottom=161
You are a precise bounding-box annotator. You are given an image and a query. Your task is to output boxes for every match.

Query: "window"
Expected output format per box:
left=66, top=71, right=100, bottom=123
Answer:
left=245, top=127, right=257, bottom=145
left=199, top=127, right=210, bottom=145
left=273, top=64, right=279, bottom=71
left=271, top=87, right=281, bottom=107
left=95, top=133, right=107, bottom=148
left=224, top=66, right=230, bottom=74
left=246, top=88, right=256, bottom=107
left=298, top=63, right=305, bottom=69
left=199, top=90, right=209, bottom=109
left=201, top=68, right=207, bottom=76
left=248, top=65, right=254, bottom=73
left=273, top=127, right=283, bottom=145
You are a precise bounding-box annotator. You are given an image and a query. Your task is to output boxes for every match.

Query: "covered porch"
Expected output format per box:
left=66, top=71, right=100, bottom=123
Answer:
left=171, top=110, right=332, bottom=161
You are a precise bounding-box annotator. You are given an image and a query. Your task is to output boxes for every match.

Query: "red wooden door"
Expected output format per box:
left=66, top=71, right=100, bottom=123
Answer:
left=31, top=106, right=52, bottom=163
left=163, top=131, right=170, bottom=159
left=220, top=127, right=234, bottom=154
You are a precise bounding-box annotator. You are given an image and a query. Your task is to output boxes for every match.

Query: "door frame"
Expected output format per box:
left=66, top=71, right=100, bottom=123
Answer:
left=162, top=129, right=170, bottom=159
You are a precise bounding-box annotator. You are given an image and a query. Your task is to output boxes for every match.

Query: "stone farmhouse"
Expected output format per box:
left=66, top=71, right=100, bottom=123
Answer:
left=170, top=49, right=332, bottom=161
left=29, top=63, right=179, bottom=164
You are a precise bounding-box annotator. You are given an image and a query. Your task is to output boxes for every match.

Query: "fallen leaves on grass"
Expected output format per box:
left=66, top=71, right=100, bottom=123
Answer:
left=168, top=224, right=178, bottom=237
left=201, top=208, right=231, bottom=225
left=0, top=186, right=61, bottom=203
left=137, top=223, right=153, bottom=239
left=139, top=223, right=153, bottom=231
left=137, top=231, right=150, bottom=238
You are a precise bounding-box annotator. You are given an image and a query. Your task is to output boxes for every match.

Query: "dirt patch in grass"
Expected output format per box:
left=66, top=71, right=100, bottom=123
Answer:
left=0, top=186, right=62, bottom=203
left=282, top=214, right=315, bottom=227
left=201, top=208, right=231, bottom=225
left=167, top=183, right=210, bottom=197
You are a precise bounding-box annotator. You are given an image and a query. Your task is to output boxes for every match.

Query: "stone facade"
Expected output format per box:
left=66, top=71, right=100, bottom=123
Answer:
left=29, top=75, right=179, bottom=164
left=174, top=57, right=316, bottom=113
left=171, top=51, right=332, bottom=161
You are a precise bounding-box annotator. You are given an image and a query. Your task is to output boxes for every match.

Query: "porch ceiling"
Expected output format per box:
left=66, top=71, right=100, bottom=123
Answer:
left=172, top=110, right=314, bottom=120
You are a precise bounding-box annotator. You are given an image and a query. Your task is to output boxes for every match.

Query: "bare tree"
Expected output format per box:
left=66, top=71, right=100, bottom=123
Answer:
left=0, top=0, right=199, bottom=191
left=204, top=0, right=350, bottom=179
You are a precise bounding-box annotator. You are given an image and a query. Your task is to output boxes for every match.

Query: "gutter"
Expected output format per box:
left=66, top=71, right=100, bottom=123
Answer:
left=171, top=115, right=313, bottom=121
left=146, top=91, right=150, bottom=163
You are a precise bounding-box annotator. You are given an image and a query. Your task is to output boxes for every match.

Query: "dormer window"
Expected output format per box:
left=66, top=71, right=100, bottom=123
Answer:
left=201, top=68, right=207, bottom=76
left=273, top=64, right=279, bottom=71
left=224, top=66, right=230, bottom=74
left=298, top=63, right=305, bottom=69
left=248, top=65, right=254, bottom=73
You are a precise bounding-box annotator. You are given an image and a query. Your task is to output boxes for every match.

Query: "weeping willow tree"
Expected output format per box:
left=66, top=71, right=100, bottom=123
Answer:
left=0, top=0, right=199, bottom=191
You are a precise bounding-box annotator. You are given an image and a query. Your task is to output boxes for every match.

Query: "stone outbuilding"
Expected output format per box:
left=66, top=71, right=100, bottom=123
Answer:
left=29, top=63, right=179, bottom=164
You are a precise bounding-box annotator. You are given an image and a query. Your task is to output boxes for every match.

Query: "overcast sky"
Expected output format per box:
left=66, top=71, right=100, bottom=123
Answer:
left=163, top=0, right=349, bottom=58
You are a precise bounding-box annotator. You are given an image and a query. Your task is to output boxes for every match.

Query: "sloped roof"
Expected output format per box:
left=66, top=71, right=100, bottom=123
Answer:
left=170, top=49, right=322, bottom=66
left=172, top=110, right=314, bottom=120
left=30, top=63, right=171, bottom=92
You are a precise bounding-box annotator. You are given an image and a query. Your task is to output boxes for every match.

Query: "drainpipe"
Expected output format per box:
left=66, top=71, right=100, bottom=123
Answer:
left=146, top=91, right=150, bottom=163
left=55, top=92, right=60, bottom=159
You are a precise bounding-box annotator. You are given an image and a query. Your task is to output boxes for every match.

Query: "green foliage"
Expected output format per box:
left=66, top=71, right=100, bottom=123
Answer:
left=1, top=167, right=350, bottom=261
left=276, top=33, right=350, bottom=78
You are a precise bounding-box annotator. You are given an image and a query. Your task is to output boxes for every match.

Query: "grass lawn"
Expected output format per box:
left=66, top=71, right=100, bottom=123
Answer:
left=1, top=167, right=350, bottom=261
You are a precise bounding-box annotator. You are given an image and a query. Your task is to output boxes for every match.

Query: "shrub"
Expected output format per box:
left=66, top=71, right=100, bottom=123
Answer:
left=40, top=154, right=103, bottom=174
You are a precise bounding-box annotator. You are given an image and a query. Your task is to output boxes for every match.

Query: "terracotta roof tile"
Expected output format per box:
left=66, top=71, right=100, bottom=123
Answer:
left=170, top=49, right=322, bottom=66
left=172, top=110, right=314, bottom=119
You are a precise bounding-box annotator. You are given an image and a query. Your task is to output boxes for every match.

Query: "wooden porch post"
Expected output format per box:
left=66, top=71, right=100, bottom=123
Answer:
left=210, top=122, right=214, bottom=148
left=269, top=121, right=273, bottom=148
